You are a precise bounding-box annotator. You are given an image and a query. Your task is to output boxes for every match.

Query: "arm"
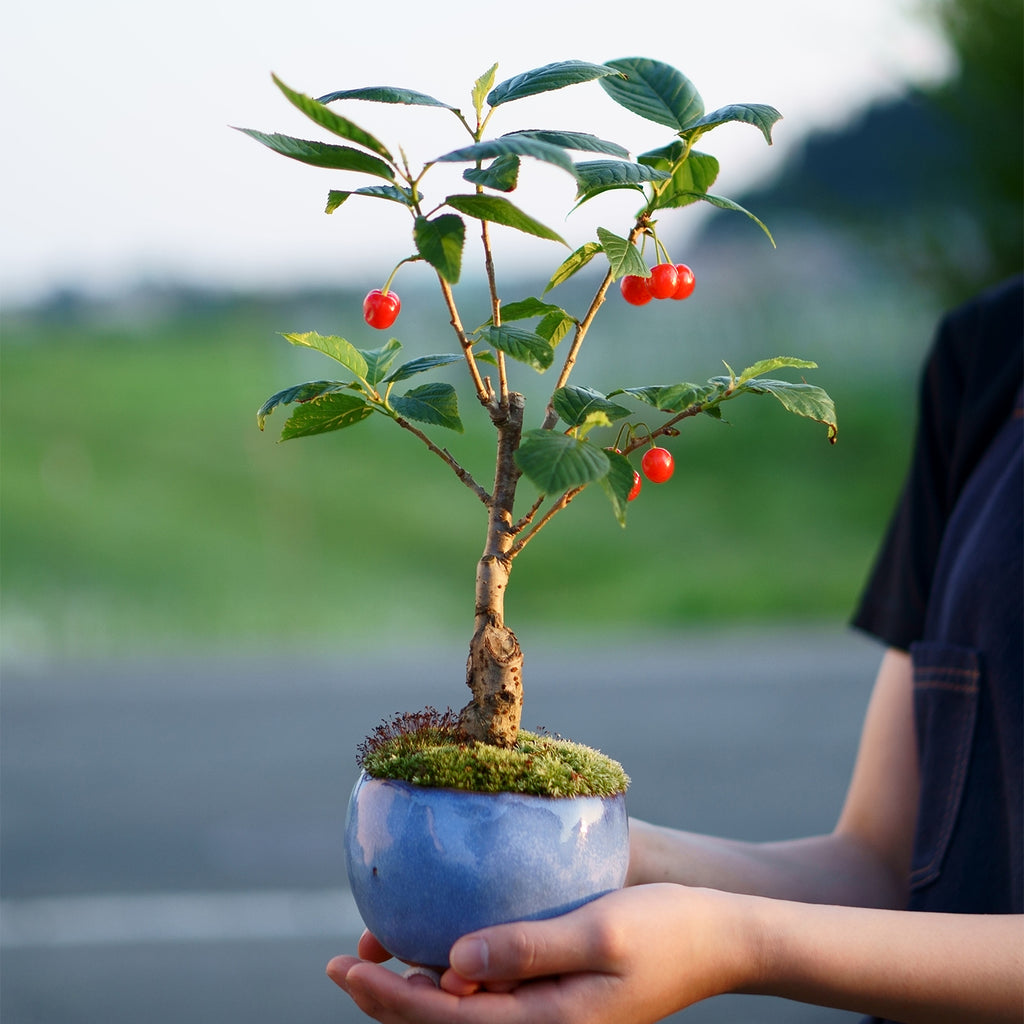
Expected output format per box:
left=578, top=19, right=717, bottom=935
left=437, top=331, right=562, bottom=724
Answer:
left=628, top=648, right=919, bottom=909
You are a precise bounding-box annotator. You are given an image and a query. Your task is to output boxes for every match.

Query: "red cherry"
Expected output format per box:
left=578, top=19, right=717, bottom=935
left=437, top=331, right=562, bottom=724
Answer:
left=620, top=275, right=652, bottom=306
left=363, top=289, right=401, bottom=329
left=647, top=263, right=679, bottom=299
left=627, top=470, right=642, bottom=502
left=670, top=264, right=695, bottom=300
left=641, top=446, right=674, bottom=483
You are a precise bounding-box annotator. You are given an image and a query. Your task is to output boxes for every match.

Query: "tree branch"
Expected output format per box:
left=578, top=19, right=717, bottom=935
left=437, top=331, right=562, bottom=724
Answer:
left=394, top=415, right=491, bottom=504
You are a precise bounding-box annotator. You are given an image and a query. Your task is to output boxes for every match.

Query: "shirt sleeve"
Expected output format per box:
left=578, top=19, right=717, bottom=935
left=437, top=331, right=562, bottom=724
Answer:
left=852, top=275, right=1024, bottom=650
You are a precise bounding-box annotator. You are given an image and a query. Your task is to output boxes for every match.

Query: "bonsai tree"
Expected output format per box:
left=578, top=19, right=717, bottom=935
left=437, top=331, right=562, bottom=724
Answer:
left=242, top=58, right=837, bottom=765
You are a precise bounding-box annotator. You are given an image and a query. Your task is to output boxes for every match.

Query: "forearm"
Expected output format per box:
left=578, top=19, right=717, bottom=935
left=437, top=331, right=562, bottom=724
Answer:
left=628, top=819, right=906, bottom=908
left=744, top=896, right=1024, bottom=1023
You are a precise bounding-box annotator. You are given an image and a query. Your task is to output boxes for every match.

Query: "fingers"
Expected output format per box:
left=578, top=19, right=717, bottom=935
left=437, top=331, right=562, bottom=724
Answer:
left=357, top=929, right=394, bottom=963
left=448, top=900, right=616, bottom=984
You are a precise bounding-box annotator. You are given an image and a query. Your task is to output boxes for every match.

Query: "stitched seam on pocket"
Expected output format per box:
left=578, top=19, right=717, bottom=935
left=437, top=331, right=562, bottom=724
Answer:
left=909, top=664, right=980, bottom=888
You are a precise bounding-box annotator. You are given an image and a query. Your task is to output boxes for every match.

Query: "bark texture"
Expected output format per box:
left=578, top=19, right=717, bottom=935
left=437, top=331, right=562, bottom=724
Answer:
left=458, top=393, right=525, bottom=747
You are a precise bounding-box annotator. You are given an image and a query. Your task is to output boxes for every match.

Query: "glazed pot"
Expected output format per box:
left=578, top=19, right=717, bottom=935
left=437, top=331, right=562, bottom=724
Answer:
left=344, top=771, right=630, bottom=968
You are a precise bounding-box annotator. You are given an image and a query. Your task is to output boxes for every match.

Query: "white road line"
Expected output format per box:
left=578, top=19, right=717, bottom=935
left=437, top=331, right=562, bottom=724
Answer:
left=1, top=888, right=365, bottom=949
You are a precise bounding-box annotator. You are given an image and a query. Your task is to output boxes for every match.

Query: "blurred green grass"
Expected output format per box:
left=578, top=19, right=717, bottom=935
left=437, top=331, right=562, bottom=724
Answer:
left=1, top=261, right=937, bottom=660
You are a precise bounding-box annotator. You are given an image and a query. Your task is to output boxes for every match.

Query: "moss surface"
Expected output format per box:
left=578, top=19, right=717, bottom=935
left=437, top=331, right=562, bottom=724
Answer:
left=358, top=709, right=630, bottom=797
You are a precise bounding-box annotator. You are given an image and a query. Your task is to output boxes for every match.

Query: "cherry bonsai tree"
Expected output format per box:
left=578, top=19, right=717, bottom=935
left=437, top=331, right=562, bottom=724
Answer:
left=243, top=57, right=837, bottom=764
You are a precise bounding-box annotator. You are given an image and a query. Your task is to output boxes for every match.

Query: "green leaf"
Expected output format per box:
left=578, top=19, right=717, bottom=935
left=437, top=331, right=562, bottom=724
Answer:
left=613, top=382, right=717, bottom=412
left=596, top=227, right=648, bottom=280
left=514, top=430, right=611, bottom=492
left=544, top=242, right=603, bottom=292
left=740, top=379, right=838, bottom=443
left=487, top=61, right=624, bottom=106
left=680, top=103, right=782, bottom=146
left=272, top=74, right=393, bottom=160
left=444, top=194, right=567, bottom=244
left=233, top=128, right=394, bottom=180
left=384, top=353, right=463, bottom=384
left=472, top=64, right=498, bottom=120
left=573, top=159, right=670, bottom=203
left=391, top=382, right=464, bottom=432
left=504, top=130, right=629, bottom=157
left=737, top=357, right=817, bottom=386
left=599, top=447, right=636, bottom=527
left=639, top=148, right=720, bottom=211
left=674, top=192, right=775, bottom=246
left=552, top=385, right=632, bottom=427
left=360, top=338, right=404, bottom=385
left=463, top=154, right=521, bottom=192
left=257, top=380, right=349, bottom=430
left=484, top=325, right=554, bottom=371
left=280, top=392, right=374, bottom=439
left=282, top=331, right=369, bottom=378
left=316, top=85, right=454, bottom=108
left=497, top=297, right=568, bottom=322
left=600, top=58, right=704, bottom=131
left=414, top=214, right=465, bottom=283
left=535, top=310, right=575, bottom=347
left=326, top=184, right=414, bottom=213
left=434, top=137, right=580, bottom=181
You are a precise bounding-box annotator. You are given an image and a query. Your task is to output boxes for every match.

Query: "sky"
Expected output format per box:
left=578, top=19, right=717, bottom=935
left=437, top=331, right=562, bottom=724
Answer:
left=0, top=0, right=953, bottom=306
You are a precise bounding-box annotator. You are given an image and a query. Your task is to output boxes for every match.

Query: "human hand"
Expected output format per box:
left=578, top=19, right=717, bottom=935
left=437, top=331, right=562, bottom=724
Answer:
left=326, top=884, right=756, bottom=1024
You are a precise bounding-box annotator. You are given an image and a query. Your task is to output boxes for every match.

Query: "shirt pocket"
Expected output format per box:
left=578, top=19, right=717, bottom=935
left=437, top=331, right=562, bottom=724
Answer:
left=908, top=642, right=981, bottom=890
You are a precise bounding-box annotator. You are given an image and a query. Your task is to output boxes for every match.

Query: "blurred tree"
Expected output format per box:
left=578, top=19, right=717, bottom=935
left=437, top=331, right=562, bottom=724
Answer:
left=717, top=0, right=1022, bottom=304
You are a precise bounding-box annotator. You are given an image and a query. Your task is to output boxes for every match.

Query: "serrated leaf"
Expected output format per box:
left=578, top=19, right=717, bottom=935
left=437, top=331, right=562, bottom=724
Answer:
left=680, top=103, right=782, bottom=146
left=535, top=310, right=575, bottom=347
left=573, top=159, right=670, bottom=205
left=498, top=297, right=567, bottom=322
left=326, top=184, right=414, bottom=213
left=504, top=130, right=629, bottom=157
left=434, top=137, right=580, bottom=181
left=673, top=192, right=775, bottom=246
left=472, top=64, right=498, bottom=119
left=544, top=241, right=603, bottom=292
left=272, top=74, right=393, bottom=160
left=391, top=382, right=464, bottom=432
left=553, top=385, right=632, bottom=427
left=740, top=379, right=837, bottom=443
left=596, top=227, right=648, bottom=280
left=514, top=430, right=611, bottom=493
left=257, top=380, right=349, bottom=430
left=737, top=357, right=817, bottom=386
left=280, top=392, right=374, bottom=439
left=282, top=331, right=369, bottom=378
left=414, top=214, right=465, bottom=283
left=600, top=58, right=703, bottom=131
left=599, top=448, right=636, bottom=527
left=463, top=154, right=520, bottom=192
left=642, top=150, right=720, bottom=211
left=487, top=60, right=623, bottom=106
left=360, top=338, right=403, bottom=385
left=613, top=382, right=716, bottom=412
left=316, top=85, right=454, bottom=108
left=233, top=128, right=394, bottom=180
left=444, top=194, right=567, bottom=244
left=384, top=353, right=463, bottom=384
left=484, top=325, right=554, bottom=371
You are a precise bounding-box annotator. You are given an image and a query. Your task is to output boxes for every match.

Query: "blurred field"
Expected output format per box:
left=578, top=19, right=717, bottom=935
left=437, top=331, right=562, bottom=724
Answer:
left=1, top=242, right=942, bottom=661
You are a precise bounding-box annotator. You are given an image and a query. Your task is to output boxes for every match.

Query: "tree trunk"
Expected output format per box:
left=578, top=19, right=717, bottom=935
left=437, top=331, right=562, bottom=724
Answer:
left=459, top=393, right=525, bottom=747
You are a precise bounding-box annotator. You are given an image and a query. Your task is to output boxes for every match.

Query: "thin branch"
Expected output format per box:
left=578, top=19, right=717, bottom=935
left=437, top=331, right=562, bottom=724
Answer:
left=510, top=486, right=585, bottom=558
left=394, top=415, right=491, bottom=505
left=435, top=274, right=494, bottom=408
left=511, top=494, right=545, bottom=535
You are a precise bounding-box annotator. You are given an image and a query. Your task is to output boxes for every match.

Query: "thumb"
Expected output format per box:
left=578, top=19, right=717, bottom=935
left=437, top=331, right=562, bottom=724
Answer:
left=449, top=911, right=607, bottom=982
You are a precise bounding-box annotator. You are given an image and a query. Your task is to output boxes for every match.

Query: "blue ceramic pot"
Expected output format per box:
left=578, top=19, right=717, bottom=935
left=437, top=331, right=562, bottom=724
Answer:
left=345, top=771, right=629, bottom=968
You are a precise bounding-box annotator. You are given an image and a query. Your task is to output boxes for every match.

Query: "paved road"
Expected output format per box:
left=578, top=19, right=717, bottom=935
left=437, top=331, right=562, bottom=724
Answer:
left=2, top=626, right=882, bottom=1023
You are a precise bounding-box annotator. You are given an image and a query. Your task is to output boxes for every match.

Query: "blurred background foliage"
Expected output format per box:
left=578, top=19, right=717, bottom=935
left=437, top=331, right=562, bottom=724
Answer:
left=2, top=0, right=1020, bottom=662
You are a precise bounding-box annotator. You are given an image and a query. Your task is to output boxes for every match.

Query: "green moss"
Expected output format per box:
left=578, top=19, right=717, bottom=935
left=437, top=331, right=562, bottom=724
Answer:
left=357, top=709, right=630, bottom=798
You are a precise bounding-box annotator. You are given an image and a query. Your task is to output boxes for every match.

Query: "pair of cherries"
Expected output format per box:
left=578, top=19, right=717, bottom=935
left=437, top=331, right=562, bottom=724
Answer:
left=620, top=263, right=695, bottom=305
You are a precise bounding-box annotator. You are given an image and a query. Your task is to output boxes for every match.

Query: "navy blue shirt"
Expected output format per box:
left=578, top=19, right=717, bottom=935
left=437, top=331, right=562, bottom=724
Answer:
left=853, top=276, right=1022, bottom=1021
